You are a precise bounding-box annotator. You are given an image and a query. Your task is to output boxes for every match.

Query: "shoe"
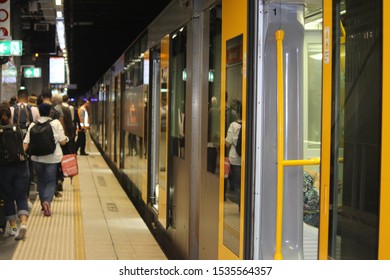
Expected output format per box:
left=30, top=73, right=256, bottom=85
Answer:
left=15, top=224, right=27, bottom=240
left=80, top=152, right=89, bottom=156
left=54, top=191, right=63, bottom=198
left=6, top=226, right=18, bottom=236
left=57, top=180, right=63, bottom=191
left=42, top=202, right=51, bottom=217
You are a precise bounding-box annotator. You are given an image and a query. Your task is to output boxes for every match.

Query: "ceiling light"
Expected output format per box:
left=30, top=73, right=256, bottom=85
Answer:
left=55, top=0, right=62, bottom=6
left=56, top=11, right=63, bottom=18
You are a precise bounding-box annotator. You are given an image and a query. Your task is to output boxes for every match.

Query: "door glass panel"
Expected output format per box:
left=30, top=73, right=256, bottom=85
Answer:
left=329, top=0, right=382, bottom=259
left=207, top=4, right=222, bottom=175
left=223, top=34, right=243, bottom=257
left=303, top=5, right=323, bottom=259
left=158, top=69, right=167, bottom=219
left=169, top=27, right=187, bottom=159
left=150, top=48, right=161, bottom=210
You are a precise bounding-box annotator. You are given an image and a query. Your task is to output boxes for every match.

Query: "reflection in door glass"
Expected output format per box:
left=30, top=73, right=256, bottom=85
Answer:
left=169, top=27, right=187, bottom=159
left=223, top=34, right=243, bottom=257
left=207, top=4, right=222, bottom=175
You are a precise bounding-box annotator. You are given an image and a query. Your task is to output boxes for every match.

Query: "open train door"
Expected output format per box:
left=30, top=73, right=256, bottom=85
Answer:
left=319, top=0, right=390, bottom=259
left=218, top=0, right=247, bottom=260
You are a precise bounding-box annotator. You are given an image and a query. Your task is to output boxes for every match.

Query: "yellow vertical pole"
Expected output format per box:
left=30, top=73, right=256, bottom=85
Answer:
left=318, top=0, right=332, bottom=260
left=274, top=29, right=285, bottom=260
left=379, top=0, right=390, bottom=260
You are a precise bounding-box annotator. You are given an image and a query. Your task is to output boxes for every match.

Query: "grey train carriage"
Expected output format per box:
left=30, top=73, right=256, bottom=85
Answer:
left=86, top=0, right=390, bottom=260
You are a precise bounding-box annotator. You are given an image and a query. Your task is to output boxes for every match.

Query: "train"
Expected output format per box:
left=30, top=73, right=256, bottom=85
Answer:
left=84, top=0, right=390, bottom=260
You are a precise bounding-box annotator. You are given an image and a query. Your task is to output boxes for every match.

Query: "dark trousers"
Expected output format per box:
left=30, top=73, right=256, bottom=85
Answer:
left=229, top=164, right=241, bottom=205
left=76, top=130, right=86, bottom=154
left=207, top=147, right=218, bottom=174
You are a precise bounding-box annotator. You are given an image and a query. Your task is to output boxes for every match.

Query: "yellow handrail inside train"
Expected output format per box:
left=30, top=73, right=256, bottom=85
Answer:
left=274, top=29, right=285, bottom=260
left=340, top=20, right=346, bottom=44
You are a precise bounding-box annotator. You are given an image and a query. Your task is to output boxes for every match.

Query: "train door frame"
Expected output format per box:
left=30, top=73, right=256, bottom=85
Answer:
left=148, top=45, right=162, bottom=213
left=199, top=2, right=222, bottom=260
left=166, top=23, right=193, bottom=257
left=104, top=83, right=110, bottom=153
left=218, top=0, right=247, bottom=260
left=119, top=72, right=126, bottom=169
left=148, top=40, right=171, bottom=230
left=321, top=0, right=390, bottom=260
left=113, top=75, right=119, bottom=166
left=379, top=0, right=390, bottom=260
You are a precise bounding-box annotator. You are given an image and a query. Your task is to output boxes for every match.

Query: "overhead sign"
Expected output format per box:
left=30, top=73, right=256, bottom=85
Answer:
left=49, top=57, right=65, bottom=84
left=23, top=67, right=42, bottom=78
left=0, top=40, right=23, bottom=56
left=0, top=0, right=10, bottom=37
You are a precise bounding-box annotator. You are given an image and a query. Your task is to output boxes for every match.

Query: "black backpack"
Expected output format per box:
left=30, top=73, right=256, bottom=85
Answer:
left=235, top=125, right=242, bottom=157
left=0, top=124, right=27, bottom=165
left=13, top=103, right=33, bottom=130
left=29, top=121, right=56, bottom=156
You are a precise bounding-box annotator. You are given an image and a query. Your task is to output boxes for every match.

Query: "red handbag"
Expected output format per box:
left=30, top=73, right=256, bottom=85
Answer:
left=61, top=154, right=79, bottom=177
left=224, top=157, right=230, bottom=178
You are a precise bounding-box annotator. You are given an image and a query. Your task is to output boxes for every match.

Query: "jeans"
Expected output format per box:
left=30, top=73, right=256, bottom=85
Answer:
left=32, top=161, right=58, bottom=204
left=0, top=162, right=30, bottom=220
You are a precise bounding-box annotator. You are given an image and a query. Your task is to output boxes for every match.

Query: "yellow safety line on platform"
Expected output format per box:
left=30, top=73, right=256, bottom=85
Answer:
left=12, top=177, right=77, bottom=259
left=73, top=175, right=86, bottom=260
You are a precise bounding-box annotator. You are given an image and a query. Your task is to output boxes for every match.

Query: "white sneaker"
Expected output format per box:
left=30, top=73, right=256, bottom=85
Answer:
left=15, top=224, right=27, bottom=240
left=6, top=226, right=18, bottom=236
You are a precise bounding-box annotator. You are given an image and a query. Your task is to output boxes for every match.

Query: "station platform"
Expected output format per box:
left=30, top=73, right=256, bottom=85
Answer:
left=0, top=135, right=167, bottom=260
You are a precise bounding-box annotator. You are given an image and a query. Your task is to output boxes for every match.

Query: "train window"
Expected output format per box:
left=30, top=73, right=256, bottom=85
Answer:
left=306, top=43, right=322, bottom=149
left=207, top=5, right=222, bottom=175
left=169, top=26, right=187, bottom=159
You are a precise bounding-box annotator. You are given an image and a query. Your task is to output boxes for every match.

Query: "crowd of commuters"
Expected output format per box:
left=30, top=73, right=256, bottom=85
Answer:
left=0, top=87, right=90, bottom=240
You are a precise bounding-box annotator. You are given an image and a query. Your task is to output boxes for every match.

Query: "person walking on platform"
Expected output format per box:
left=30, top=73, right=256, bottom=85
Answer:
left=23, top=103, right=68, bottom=217
left=0, top=102, right=30, bottom=240
left=40, top=90, right=65, bottom=198
left=10, top=89, right=40, bottom=136
left=76, top=99, right=90, bottom=156
left=10, top=89, right=40, bottom=208
left=61, top=94, right=76, bottom=153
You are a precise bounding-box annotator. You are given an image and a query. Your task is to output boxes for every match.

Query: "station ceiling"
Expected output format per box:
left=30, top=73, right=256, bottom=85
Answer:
left=64, top=0, right=171, bottom=95
left=18, top=0, right=170, bottom=95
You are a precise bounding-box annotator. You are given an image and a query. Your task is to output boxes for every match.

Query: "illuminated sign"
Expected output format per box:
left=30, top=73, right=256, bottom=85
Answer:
left=49, top=57, right=65, bottom=84
left=23, top=67, right=42, bottom=78
left=0, top=40, right=22, bottom=56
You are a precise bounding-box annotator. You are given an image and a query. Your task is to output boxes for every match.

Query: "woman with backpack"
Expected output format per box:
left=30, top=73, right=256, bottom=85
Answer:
left=0, top=102, right=30, bottom=240
left=23, top=103, right=68, bottom=217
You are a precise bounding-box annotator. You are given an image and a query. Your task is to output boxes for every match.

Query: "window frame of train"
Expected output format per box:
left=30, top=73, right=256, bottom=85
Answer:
left=320, top=0, right=386, bottom=260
